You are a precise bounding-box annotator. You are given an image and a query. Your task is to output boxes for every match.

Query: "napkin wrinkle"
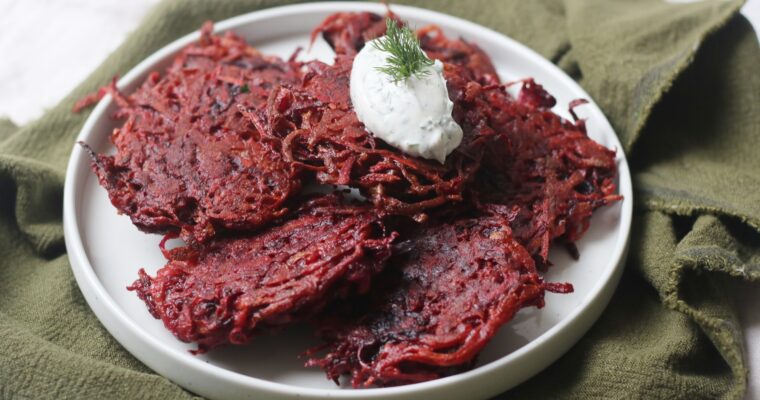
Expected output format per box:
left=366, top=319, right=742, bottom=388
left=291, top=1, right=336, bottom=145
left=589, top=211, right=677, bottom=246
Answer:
left=0, top=118, right=18, bottom=144
left=555, top=47, right=583, bottom=81
left=632, top=15, right=760, bottom=233
left=0, top=155, right=65, bottom=257
left=564, top=0, right=744, bottom=151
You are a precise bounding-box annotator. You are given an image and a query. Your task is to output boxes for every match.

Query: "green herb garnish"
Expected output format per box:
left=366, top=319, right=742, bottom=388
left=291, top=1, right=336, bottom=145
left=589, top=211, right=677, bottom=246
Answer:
left=240, top=84, right=250, bottom=93
left=372, top=18, right=434, bottom=82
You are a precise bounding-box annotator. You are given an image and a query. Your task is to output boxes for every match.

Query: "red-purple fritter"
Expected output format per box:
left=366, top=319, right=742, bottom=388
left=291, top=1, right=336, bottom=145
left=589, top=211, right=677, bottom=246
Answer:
left=473, top=81, right=621, bottom=264
left=307, top=216, right=569, bottom=387
left=83, top=23, right=302, bottom=243
left=309, top=11, right=391, bottom=56
left=243, top=14, right=509, bottom=219
left=128, top=195, right=397, bottom=353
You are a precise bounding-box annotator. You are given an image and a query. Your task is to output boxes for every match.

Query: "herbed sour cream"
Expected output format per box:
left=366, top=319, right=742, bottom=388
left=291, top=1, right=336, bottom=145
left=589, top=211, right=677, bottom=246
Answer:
left=350, top=37, right=463, bottom=164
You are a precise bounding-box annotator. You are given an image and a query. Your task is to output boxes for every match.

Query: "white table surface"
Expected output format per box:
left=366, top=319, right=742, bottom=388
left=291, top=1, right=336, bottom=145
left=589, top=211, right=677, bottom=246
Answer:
left=1, top=0, right=757, bottom=397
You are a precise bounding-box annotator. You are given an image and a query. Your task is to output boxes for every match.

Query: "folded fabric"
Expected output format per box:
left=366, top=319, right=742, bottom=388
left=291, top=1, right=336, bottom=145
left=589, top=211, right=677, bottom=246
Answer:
left=0, top=0, right=757, bottom=399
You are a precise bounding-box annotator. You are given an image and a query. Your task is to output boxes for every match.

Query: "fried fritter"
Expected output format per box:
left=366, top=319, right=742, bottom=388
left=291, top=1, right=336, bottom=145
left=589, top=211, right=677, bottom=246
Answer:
left=473, top=80, right=621, bottom=263
left=85, top=23, right=302, bottom=243
left=129, top=195, right=396, bottom=353
left=307, top=216, right=563, bottom=387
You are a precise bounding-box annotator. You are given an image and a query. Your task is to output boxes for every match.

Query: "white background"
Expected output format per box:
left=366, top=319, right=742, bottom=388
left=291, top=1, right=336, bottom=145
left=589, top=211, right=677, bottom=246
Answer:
left=0, top=0, right=757, bottom=397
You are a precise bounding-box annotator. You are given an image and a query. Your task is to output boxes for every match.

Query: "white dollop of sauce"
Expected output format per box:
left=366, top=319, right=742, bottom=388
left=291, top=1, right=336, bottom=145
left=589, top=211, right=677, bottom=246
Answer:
left=350, top=37, right=463, bottom=163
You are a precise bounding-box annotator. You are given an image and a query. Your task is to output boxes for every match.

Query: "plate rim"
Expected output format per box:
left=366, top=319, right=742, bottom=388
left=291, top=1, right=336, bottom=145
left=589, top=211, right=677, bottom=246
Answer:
left=63, top=2, right=634, bottom=399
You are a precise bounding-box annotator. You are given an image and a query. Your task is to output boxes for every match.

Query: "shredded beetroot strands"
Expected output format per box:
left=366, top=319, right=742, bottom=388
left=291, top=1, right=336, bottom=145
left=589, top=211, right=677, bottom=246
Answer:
left=72, top=77, right=118, bottom=112
left=473, top=80, right=621, bottom=264
left=252, top=15, right=509, bottom=219
left=74, top=11, right=621, bottom=388
left=307, top=217, right=553, bottom=387
left=252, top=58, right=482, bottom=219
left=310, top=11, right=394, bottom=56
left=83, top=23, right=303, bottom=243
left=418, top=25, right=501, bottom=86
left=128, top=195, right=397, bottom=353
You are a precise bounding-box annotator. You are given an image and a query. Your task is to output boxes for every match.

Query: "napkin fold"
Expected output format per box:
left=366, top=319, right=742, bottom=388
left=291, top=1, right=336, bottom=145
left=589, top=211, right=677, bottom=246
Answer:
left=0, top=0, right=757, bottom=399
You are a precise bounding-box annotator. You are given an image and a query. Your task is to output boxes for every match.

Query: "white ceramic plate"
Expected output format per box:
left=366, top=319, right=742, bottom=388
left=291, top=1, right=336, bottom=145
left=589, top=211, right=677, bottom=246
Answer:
left=63, top=2, right=633, bottom=399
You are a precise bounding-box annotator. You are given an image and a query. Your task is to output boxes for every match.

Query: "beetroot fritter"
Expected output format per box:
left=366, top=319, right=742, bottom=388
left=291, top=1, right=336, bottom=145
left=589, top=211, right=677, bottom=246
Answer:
left=418, top=25, right=500, bottom=86
left=307, top=216, right=560, bottom=387
left=255, top=70, right=483, bottom=219
left=414, top=20, right=619, bottom=257
left=248, top=14, right=504, bottom=219
left=474, top=80, right=621, bottom=263
left=310, top=11, right=393, bottom=56
left=128, top=195, right=397, bottom=353
left=84, top=23, right=302, bottom=243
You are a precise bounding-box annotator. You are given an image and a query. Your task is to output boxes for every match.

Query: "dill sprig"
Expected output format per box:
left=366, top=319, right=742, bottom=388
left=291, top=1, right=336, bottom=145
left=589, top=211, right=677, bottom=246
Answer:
left=372, top=18, right=434, bottom=82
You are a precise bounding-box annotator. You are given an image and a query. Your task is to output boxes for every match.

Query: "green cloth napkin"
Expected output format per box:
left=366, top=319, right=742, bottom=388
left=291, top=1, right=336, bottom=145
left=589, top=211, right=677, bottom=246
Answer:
left=1, top=0, right=758, bottom=398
